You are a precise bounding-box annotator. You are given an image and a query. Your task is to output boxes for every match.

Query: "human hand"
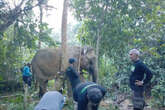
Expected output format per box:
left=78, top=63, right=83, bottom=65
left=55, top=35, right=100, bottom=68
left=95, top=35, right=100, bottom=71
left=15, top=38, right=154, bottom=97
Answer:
left=135, top=80, right=143, bottom=86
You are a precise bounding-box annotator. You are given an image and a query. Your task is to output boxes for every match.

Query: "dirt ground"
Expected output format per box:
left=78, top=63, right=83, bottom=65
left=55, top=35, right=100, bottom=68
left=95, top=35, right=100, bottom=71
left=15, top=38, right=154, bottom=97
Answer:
left=100, top=98, right=158, bottom=110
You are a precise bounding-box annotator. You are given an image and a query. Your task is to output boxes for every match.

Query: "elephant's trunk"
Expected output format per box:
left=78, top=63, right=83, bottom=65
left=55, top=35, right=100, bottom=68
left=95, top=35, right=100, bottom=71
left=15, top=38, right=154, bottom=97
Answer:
left=89, top=65, right=97, bottom=82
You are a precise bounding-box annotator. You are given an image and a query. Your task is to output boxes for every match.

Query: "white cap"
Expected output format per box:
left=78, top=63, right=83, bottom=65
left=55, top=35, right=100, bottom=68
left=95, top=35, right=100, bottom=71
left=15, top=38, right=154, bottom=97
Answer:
left=129, top=49, right=140, bottom=56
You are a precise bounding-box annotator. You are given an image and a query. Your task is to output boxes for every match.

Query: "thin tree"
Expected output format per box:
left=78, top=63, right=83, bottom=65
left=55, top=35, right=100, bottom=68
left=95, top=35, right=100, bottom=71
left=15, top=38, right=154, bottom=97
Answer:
left=61, top=0, right=69, bottom=72
left=38, top=0, right=43, bottom=49
left=61, top=0, right=74, bottom=100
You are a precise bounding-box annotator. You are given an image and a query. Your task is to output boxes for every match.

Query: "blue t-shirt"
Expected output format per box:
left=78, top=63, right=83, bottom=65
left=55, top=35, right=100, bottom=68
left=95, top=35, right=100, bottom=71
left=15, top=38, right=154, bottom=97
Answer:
left=23, top=66, right=32, bottom=76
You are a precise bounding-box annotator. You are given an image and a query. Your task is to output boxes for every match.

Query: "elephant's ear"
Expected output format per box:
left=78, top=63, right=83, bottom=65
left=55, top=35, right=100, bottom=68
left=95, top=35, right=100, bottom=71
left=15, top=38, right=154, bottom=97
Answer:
left=81, top=46, right=96, bottom=59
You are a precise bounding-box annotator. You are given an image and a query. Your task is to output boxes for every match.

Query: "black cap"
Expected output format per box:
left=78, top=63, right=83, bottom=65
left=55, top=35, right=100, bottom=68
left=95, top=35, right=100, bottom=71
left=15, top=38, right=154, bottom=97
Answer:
left=69, top=58, right=75, bottom=64
left=87, top=88, right=103, bottom=104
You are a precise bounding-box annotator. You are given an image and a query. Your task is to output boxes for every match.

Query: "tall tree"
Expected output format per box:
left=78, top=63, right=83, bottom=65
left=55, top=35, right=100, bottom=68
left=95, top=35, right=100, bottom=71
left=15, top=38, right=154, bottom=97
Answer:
left=38, top=0, right=43, bottom=49
left=0, top=0, right=40, bottom=33
left=61, top=0, right=69, bottom=71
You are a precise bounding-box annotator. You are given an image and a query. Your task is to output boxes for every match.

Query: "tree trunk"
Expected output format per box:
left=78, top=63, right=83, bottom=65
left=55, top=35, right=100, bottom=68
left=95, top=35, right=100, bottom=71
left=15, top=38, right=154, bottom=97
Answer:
left=95, top=29, right=100, bottom=83
left=38, top=3, right=43, bottom=49
left=23, top=84, right=28, bottom=110
left=61, top=0, right=68, bottom=72
left=35, top=1, right=43, bottom=91
left=61, top=0, right=72, bottom=100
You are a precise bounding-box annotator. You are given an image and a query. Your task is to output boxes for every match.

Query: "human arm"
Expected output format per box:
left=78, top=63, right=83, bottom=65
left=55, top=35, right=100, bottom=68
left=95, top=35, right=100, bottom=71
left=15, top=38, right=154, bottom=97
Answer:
left=135, top=80, right=144, bottom=86
left=135, top=63, right=152, bottom=86
left=143, top=64, right=152, bottom=85
left=27, top=67, right=32, bottom=76
left=98, top=85, right=107, bottom=96
left=71, top=67, right=80, bottom=78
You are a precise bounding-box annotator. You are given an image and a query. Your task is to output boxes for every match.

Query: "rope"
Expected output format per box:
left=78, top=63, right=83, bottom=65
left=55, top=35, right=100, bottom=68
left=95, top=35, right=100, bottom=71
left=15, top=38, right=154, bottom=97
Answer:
left=78, top=34, right=82, bottom=73
left=78, top=46, right=81, bottom=73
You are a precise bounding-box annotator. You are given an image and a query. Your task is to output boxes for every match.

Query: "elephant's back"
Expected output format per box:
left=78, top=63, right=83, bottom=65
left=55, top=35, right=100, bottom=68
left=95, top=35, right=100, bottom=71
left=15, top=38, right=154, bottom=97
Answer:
left=32, top=48, right=62, bottom=80
left=66, top=46, right=81, bottom=60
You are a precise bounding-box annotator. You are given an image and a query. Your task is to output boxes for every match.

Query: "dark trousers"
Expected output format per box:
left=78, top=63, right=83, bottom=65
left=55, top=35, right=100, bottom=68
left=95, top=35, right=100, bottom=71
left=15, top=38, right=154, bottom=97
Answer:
left=23, top=76, right=31, bottom=87
left=132, top=91, right=145, bottom=110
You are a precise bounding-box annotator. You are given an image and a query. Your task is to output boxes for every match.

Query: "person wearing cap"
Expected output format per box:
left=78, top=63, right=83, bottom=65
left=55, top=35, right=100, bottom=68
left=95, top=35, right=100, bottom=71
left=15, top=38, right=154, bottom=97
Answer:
left=73, top=81, right=106, bottom=110
left=34, top=91, right=64, bottom=110
left=66, top=58, right=81, bottom=91
left=129, top=49, right=153, bottom=110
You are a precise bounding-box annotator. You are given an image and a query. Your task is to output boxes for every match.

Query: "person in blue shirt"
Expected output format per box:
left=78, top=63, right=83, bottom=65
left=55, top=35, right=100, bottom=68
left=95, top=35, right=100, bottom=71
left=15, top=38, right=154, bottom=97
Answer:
left=129, top=49, right=153, bottom=110
left=22, top=63, right=32, bottom=87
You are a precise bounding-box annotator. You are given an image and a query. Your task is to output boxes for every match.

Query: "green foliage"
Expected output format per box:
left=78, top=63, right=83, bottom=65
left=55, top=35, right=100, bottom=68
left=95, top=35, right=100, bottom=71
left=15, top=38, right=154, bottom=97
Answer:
left=3, top=101, right=35, bottom=110
left=0, top=1, right=58, bottom=92
left=63, top=100, right=74, bottom=110
left=0, top=93, right=29, bottom=110
left=39, top=23, right=56, bottom=47
left=6, top=103, right=24, bottom=110
left=71, top=0, right=165, bottom=108
left=151, top=68, right=165, bottom=107
left=108, top=104, right=119, bottom=110
left=0, top=27, right=24, bottom=81
left=0, top=0, right=164, bottom=109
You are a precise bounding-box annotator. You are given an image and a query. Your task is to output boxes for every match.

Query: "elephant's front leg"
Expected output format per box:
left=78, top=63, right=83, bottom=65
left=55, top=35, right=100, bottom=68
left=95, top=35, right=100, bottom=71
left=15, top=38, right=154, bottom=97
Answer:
left=54, top=76, right=64, bottom=92
left=39, top=80, right=48, bottom=97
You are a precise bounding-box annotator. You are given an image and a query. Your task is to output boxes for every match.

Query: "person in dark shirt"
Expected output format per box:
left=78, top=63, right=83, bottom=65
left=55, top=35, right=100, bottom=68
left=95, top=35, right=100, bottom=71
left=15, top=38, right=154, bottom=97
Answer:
left=73, top=81, right=106, bottom=110
left=66, top=58, right=81, bottom=91
left=66, top=58, right=106, bottom=110
left=129, top=49, right=153, bottom=110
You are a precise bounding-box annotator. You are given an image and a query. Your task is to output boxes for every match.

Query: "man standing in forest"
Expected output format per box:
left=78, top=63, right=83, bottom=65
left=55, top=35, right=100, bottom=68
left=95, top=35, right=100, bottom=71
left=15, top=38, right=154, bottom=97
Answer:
left=129, top=49, right=153, bottom=110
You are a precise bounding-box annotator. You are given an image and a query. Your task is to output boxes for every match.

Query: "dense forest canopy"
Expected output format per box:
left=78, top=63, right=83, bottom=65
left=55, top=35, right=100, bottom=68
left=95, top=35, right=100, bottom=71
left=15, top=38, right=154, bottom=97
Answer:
left=70, top=0, right=165, bottom=108
left=0, top=0, right=165, bottom=109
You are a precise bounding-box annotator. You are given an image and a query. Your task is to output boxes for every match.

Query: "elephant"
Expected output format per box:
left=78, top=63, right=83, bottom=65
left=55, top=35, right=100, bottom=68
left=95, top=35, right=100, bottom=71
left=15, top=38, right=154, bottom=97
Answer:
left=31, top=46, right=97, bottom=97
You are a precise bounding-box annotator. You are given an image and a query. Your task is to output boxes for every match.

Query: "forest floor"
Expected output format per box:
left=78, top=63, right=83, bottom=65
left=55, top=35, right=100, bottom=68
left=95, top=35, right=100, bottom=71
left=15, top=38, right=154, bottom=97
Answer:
left=0, top=88, right=163, bottom=110
left=0, top=92, right=154, bottom=110
left=100, top=98, right=155, bottom=110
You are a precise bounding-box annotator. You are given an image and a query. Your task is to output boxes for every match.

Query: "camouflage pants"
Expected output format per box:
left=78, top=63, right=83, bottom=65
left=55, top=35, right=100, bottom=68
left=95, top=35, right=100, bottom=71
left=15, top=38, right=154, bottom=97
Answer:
left=132, top=91, right=145, bottom=110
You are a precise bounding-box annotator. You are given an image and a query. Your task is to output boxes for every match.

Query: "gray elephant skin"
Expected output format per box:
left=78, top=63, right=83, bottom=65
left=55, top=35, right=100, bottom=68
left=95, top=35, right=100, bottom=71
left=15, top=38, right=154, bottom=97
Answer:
left=31, top=46, right=97, bottom=96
